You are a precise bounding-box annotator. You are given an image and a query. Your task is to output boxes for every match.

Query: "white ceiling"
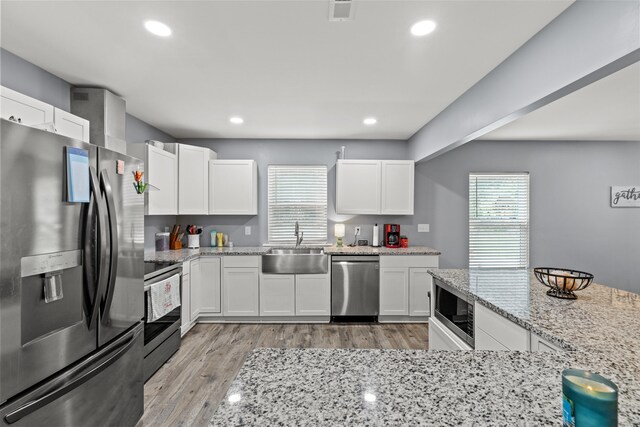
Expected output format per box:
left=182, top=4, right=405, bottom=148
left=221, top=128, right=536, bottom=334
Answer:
left=1, top=0, right=572, bottom=140
left=481, top=61, right=640, bottom=141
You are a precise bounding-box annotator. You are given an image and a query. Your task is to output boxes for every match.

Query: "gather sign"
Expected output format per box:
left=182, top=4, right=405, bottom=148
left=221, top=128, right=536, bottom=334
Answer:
left=611, top=186, right=640, bottom=207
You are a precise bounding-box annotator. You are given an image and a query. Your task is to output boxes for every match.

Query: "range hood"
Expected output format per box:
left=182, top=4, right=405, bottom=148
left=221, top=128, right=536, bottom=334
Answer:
left=70, top=88, right=127, bottom=154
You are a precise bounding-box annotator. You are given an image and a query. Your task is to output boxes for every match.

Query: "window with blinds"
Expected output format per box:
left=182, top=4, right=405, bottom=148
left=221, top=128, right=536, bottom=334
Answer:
left=469, top=173, right=529, bottom=268
left=268, top=165, right=328, bottom=244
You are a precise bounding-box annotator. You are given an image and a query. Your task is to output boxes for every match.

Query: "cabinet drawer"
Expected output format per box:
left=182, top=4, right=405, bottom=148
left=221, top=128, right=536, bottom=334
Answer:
left=223, top=256, right=259, bottom=268
left=474, top=302, right=528, bottom=351
left=475, top=327, right=509, bottom=351
left=380, top=255, right=439, bottom=269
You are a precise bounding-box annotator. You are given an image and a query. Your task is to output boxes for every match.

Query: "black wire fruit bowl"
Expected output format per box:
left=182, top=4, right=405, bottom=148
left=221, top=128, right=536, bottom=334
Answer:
left=534, top=267, right=594, bottom=300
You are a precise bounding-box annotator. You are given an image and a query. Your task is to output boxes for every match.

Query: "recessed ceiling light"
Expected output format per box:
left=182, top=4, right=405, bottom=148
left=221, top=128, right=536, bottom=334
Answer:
left=364, top=393, right=377, bottom=402
left=228, top=393, right=241, bottom=403
left=229, top=116, right=244, bottom=124
left=410, top=20, right=436, bottom=37
left=363, top=117, right=377, bottom=125
left=144, top=20, right=172, bottom=37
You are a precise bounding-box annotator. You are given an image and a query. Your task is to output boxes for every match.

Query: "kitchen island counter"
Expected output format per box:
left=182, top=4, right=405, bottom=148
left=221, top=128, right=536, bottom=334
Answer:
left=211, top=269, right=640, bottom=425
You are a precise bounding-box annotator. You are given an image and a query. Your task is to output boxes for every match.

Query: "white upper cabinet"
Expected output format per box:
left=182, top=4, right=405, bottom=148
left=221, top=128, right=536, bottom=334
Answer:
left=381, top=160, right=414, bottom=215
left=1, top=87, right=89, bottom=142
left=178, top=144, right=217, bottom=215
left=146, top=144, right=178, bottom=215
left=336, top=160, right=381, bottom=214
left=53, top=108, right=90, bottom=142
left=1, top=86, right=54, bottom=126
left=336, top=159, right=414, bottom=215
left=209, top=160, right=257, bottom=215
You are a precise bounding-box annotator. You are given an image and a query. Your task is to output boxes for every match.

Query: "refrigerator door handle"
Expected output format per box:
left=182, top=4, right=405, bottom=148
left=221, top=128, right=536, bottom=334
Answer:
left=99, top=170, right=119, bottom=318
left=3, top=330, right=137, bottom=424
left=84, top=167, right=109, bottom=330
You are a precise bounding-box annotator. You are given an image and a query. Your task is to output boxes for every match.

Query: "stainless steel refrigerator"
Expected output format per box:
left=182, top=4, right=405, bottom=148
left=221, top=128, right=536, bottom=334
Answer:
left=0, top=119, right=144, bottom=426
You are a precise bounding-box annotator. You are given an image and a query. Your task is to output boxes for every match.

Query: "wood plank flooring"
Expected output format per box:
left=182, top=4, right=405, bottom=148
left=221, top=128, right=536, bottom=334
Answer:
left=138, top=323, right=429, bottom=427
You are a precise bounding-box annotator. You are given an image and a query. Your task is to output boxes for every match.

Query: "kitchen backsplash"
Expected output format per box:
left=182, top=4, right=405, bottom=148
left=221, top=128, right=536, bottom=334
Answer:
left=144, top=215, right=429, bottom=250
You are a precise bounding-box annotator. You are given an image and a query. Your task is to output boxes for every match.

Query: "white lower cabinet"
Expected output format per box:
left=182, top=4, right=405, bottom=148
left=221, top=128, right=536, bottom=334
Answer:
left=200, top=257, right=221, bottom=314
left=409, top=268, right=431, bottom=316
left=379, top=268, right=409, bottom=315
left=223, top=267, right=260, bottom=316
left=260, top=274, right=295, bottom=316
left=429, top=317, right=473, bottom=350
left=295, top=274, right=330, bottom=315
left=379, top=256, right=438, bottom=319
left=190, top=258, right=202, bottom=320
left=474, top=302, right=529, bottom=351
left=180, top=270, right=192, bottom=335
left=530, top=332, right=562, bottom=352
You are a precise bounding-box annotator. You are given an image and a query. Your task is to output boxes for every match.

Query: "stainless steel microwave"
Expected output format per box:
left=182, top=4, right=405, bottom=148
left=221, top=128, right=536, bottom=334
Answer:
left=433, top=278, right=475, bottom=348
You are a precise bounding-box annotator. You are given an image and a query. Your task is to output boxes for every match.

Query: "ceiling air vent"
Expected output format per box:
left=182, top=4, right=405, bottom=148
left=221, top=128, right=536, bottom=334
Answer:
left=329, top=0, right=355, bottom=22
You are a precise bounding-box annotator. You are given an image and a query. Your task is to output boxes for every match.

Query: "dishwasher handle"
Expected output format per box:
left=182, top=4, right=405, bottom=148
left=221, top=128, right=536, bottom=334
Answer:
left=331, top=256, right=379, bottom=263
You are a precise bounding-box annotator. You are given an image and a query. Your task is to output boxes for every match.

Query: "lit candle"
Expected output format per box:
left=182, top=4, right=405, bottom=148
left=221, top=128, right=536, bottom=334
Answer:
left=562, top=369, right=618, bottom=427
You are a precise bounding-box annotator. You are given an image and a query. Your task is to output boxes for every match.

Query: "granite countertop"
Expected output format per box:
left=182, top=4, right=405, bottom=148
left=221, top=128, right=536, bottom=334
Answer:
left=211, top=348, right=638, bottom=426
left=325, top=245, right=441, bottom=255
left=145, top=245, right=441, bottom=263
left=211, top=269, right=640, bottom=425
left=145, top=246, right=269, bottom=263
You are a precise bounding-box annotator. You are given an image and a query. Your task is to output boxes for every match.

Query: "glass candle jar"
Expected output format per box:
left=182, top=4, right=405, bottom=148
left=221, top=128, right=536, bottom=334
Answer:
left=562, top=368, right=618, bottom=427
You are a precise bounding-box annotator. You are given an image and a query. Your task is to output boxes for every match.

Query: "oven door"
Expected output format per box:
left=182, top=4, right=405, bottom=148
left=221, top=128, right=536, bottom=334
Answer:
left=433, top=279, right=474, bottom=348
left=143, top=271, right=181, bottom=356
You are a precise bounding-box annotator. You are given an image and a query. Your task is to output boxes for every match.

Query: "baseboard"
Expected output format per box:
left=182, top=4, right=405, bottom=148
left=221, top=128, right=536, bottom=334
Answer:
left=378, top=315, right=430, bottom=323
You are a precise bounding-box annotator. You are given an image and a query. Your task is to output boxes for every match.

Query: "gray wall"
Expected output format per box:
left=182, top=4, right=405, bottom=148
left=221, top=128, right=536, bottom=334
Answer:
left=1, top=48, right=178, bottom=252
left=1, top=48, right=71, bottom=110
left=408, top=1, right=640, bottom=162
left=412, top=139, right=640, bottom=292
left=176, top=138, right=412, bottom=247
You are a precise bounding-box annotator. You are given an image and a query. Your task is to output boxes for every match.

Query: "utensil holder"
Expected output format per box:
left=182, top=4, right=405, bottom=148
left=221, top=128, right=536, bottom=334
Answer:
left=187, top=234, right=200, bottom=249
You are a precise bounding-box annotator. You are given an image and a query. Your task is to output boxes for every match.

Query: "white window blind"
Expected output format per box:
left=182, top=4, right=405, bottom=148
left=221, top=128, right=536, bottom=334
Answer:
left=469, top=173, right=529, bottom=268
left=268, top=165, right=328, bottom=244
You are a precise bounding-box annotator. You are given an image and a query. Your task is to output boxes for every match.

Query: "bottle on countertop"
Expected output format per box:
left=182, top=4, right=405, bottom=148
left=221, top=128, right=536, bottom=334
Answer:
left=372, top=224, right=379, bottom=247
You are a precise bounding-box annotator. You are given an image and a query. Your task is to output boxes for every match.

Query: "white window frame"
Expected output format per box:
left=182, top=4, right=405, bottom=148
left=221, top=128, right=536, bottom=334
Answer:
left=469, top=172, right=530, bottom=268
left=267, top=165, right=328, bottom=245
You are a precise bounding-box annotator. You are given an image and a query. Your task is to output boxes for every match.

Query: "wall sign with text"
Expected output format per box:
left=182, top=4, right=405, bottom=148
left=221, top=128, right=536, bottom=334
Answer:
left=611, top=186, right=640, bottom=207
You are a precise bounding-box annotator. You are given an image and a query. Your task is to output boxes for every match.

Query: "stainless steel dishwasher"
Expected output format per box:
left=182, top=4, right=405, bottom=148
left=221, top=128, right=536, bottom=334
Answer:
left=331, top=256, right=379, bottom=321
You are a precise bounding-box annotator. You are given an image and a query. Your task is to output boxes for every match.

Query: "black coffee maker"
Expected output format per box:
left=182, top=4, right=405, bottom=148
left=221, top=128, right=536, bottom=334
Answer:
left=384, top=224, right=400, bottom=248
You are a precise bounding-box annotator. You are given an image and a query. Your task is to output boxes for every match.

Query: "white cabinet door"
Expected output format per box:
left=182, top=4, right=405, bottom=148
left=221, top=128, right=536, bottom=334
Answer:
left=209, top=160, right=257, bottom=215
left=0, top=86, right=54, bottom=126
left=381, top=160, right=414, bottom=215
left=260, top=274, right=295, bottom=316
left=530, top=332, right=562, bottom=352
left=146, top=144, right=178, bottom=215
left=180, top=272, right=191, bottom=333
left=474, top=302, right=529, bottom=351
left=336, top=160, right=381, bottom=215
left=190, top=258, right=201, bottom=319
left=379, top=268, right=409, bottom=315
left=200, top=257, right=221, bottom=314
left=296, top=274, right=330, bottom=315
left=223, top=268, right=259, bottom=316
left=178, top=144, right=215, bottom=214
left=409, top=268, right=431, bottom=316
left=53, top=107, right=90, bottom=142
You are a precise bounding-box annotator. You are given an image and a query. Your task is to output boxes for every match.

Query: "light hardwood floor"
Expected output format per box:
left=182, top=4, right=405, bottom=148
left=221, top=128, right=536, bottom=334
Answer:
left=139, top=323, right=429, bottom=427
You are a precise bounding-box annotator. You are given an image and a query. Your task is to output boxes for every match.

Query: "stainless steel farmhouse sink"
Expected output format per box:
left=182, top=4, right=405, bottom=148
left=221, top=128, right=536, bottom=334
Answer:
left=262, top=248, right=328, bottom=274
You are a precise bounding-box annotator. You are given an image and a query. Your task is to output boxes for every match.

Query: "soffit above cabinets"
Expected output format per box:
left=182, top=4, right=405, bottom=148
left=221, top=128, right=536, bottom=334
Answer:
left=480, top=61, right=640, bottom=141
left=1, top=0, right=572, bottom=140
